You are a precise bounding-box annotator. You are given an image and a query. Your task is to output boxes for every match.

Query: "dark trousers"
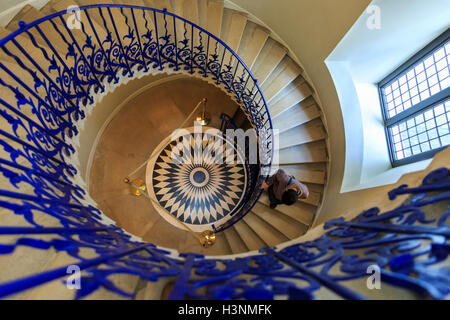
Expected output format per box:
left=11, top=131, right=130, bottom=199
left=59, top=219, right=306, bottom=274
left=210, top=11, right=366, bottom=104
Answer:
left=268, top=185, right=282, bottom=207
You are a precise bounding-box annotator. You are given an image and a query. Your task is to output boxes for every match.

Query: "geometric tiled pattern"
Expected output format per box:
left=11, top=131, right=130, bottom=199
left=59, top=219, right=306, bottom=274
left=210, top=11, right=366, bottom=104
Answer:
left=151, top=131, right=248, bottom=226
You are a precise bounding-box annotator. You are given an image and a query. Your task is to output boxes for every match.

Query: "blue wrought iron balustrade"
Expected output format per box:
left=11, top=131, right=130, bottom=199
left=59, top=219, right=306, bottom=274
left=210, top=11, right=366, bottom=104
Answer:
left=0, top=164, right=448, bottom=299
left=0, top=4, right=273, bottom=233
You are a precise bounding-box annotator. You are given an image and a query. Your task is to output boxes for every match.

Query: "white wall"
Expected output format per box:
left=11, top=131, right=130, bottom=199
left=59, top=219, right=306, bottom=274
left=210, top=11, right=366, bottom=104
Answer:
left=326, top=0, right=449, bottom=192
left=0, top=0, right=49, bottom=27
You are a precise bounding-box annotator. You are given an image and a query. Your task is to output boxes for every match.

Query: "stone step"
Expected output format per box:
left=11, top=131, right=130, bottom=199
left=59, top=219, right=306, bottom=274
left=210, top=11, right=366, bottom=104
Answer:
left=278, top=140, right=328, bottom=164
left=223, top=226, right=248, bottom=254
left=220, top=8, right=247, bottom=53
left=84, top=273, right=141, bottom=300
left=113, top=0, right=146, bottom=6
left=75, top=0, right=124, bottom=32
left=142, top=0, right=173, bottom=11
left=261, top=56, right=303, bottom=103
left=276, top=118, right=327, bottom=150
left=6, top=5, right=68, bottom=53
left=271, top=163, right=327, bottom=185
left=268, top=76, right=312, bottom=118
left=232, top=218, right=265, bottom=251
left=302, top=183, right=323, bottom=206
left=243, top=212, right=288, bottom=247
left=0, top=59, right=76, bottom=132
left=251, top=202, right=308, bottom=239
left=251, top=37, right=286, bottom=84
left=171, top=0, right=199, bottom=25
left=52, top=0, right=108, bottom=45
left=271, top=96, right=321, bottom=133
left=237, top=21, right=269, bottom=69
left=198, top=0, right=223, bottom=38
left=258, top=192, right=315, bottom=226
left=6, top=251, right=75, bottom=300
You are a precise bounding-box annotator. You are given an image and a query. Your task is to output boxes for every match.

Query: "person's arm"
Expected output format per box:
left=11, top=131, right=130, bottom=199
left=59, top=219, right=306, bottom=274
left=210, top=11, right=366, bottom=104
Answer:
left=296, top=181, right=309, bottom=199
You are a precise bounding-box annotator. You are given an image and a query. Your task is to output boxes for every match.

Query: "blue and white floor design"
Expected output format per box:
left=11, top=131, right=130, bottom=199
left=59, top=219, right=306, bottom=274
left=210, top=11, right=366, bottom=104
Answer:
left=146, top=127, right=248, bottom=232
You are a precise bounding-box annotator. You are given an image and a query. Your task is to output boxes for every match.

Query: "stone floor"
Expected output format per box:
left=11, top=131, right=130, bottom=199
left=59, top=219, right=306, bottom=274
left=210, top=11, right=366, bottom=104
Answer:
left=147, top=127, right=249, bottom=232
left=89, top=77, right=241, bottom=255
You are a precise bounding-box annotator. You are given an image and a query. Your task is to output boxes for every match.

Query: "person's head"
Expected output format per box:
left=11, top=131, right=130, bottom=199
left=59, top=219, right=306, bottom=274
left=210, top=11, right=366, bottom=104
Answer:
left=282, top=189, right=298, bottom=205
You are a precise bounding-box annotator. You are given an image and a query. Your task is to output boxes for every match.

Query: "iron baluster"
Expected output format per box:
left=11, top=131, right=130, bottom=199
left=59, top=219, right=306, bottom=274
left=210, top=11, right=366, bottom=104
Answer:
left=57, top=15, right=104, bottom=93
left=106, top=7, right=133, bottom=77
left=152, top=10, right=163, bottom=70
left=130, top=8, right=148, bottom=72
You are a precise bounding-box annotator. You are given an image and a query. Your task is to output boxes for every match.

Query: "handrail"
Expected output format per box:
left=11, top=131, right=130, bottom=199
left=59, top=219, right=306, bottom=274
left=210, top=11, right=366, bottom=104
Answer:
left=0, top=5, right=273, bottom=127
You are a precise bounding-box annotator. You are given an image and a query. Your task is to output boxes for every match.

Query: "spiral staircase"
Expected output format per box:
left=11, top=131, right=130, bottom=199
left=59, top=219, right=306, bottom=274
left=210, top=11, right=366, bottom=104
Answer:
left=0, top=0, right=448, bottom=300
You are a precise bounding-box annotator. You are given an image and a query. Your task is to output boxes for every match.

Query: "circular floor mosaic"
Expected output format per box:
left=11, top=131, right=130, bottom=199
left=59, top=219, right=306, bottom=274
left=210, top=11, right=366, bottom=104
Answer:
left=146, top=127, right=248, bottom=232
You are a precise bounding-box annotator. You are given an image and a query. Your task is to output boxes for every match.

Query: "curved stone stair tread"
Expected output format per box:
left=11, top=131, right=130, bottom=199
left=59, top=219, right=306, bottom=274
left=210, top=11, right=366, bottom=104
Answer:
left=3, top=4, right=96, bottom=103
left=6, top=5, right=68, bottom=53
left=0, top=207, right=70, bottom=298
left=268, top=76, right=312, bottom=118
left=84, top=273, right=141, bottom=300
left=243, top=211, right=288, bottom=247
left=0, top=28, right=27, bottom=64
left=171, top=0, right=200, bottom=25
left=261, top=56, right=303, bottom=104
left=2, top=25, right=63, bottom=72
left=0, top=60, right=63, bottom=125
left=236, top=21, right=269, bottom=70
left=220, top=8, right=247, bottom=53
left=232, top=218, right=265, bottom=251
left=4, top=251, right=74, bottom=300
left=142, top=0, right=173, bottom=11
left=301, top=183, right=324, bottom=206
left=258, top=192, right=315, bottom=226
left=271, top=163, right=327, bottom=185
left=276, top=118, right=327, bottom=150
left=198, top=0, right=224, bottom=38
left=12, top=247, right=109, bottom=300
left=47, top=0, right=109, bottom=42
left=113, top=0, right=146, bottom=6
left=223, top=226, right=248, bottom=254
left=0, top=28, right=85, bottom=111
left=278, top=140, right=328, bottom=164
left=250, top=38, right=287, bottom=85
left=73, top=0, right=128, bottom=36
left=271, top=97, right=321, bottom=133
left=251, top=202, right=307, bottom=240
